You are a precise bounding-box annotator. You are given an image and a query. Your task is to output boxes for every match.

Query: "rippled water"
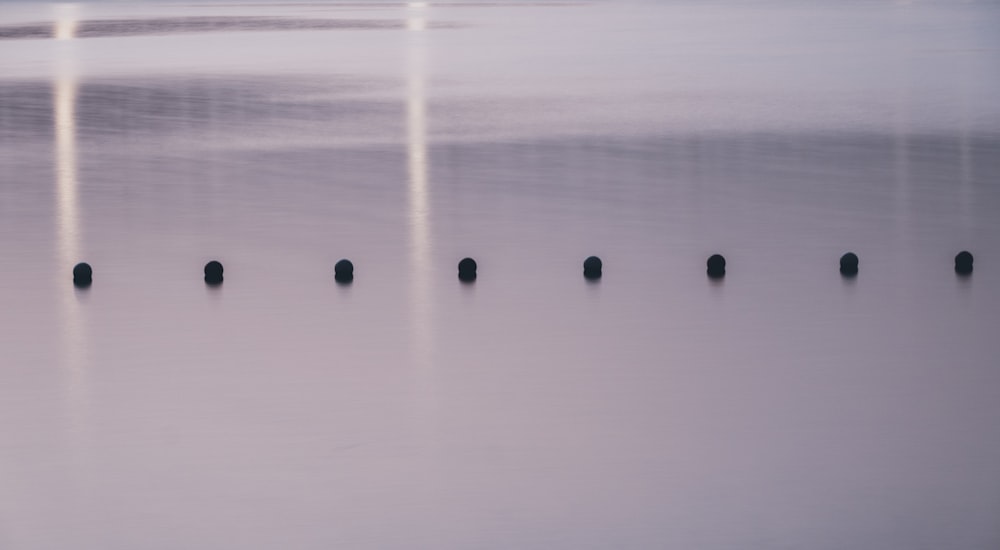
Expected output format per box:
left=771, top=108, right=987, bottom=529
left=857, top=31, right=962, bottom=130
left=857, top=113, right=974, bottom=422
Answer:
left=2, top=1, right=1000, bottom=549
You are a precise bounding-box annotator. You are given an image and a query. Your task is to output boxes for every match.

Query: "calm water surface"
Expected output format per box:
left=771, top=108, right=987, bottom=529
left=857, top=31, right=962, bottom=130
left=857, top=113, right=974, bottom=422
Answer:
left=2, top=1, right=1000, bottom=548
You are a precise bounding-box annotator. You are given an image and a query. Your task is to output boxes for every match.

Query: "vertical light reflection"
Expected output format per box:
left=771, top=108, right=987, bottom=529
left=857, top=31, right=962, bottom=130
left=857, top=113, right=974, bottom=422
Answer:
left=407, top=16, right=427, bottom=32
left=54, top=5, right=82, bottom=273
left=53, top=3, right=92, bottom=476
left=408, top=2, right=428, bottom=31
left=407, top=3, right=432, bottom=362
left=56, top=76, right=80, bottom=270
left=405, top=2, right=440, bottom=521
left=53, top=4, right=79, bottom=41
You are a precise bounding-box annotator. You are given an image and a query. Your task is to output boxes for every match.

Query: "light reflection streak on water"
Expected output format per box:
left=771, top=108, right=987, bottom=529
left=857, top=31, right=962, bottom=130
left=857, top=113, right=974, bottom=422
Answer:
left=55, top=77, right=79, bottom=269
left=408, top=3, right=431, bottom=363
left=54, top=4, right=79, bottom=41
left=408, top=0, right=428, bottom=30
left=407, top=16, right=427, bottom=32
left=53, top=4, right=92, bottom=474
left=405, top=2, right=440, bottom=513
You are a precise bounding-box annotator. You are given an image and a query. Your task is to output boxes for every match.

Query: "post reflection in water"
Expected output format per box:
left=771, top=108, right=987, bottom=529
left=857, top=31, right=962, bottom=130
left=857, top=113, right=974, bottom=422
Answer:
left=53, top=5, right=92, bottom=469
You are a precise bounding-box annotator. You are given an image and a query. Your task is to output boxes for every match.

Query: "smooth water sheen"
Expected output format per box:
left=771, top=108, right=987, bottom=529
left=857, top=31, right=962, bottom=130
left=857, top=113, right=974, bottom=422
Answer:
left=2, top=1, right=1000, bottom=549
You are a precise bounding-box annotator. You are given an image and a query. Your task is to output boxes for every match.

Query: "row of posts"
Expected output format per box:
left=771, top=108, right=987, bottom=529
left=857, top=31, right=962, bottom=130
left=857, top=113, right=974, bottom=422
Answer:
left=68, top=251, right=977, bottom=288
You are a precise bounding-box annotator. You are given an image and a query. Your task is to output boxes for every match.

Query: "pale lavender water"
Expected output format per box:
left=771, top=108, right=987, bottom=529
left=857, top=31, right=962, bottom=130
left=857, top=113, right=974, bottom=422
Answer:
left=2, top=2, right=1000, bottom=549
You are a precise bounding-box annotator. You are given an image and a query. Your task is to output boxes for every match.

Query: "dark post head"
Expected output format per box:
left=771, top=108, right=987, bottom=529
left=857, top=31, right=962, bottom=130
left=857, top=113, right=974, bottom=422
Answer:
left=955, top=250, right=974, bottom=275
left=334, top=259, right=354, bottom=283
left=73, top=262, right=92, bottom=288
left=706, top=254, right=726, bottom=279
left=583, top=256, right=602, bottom=279
left=839, top=252, right=859, bottom=277
left=458, top=257, right=477, bottom=282
left=204, top=260, right=224, bottom=285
